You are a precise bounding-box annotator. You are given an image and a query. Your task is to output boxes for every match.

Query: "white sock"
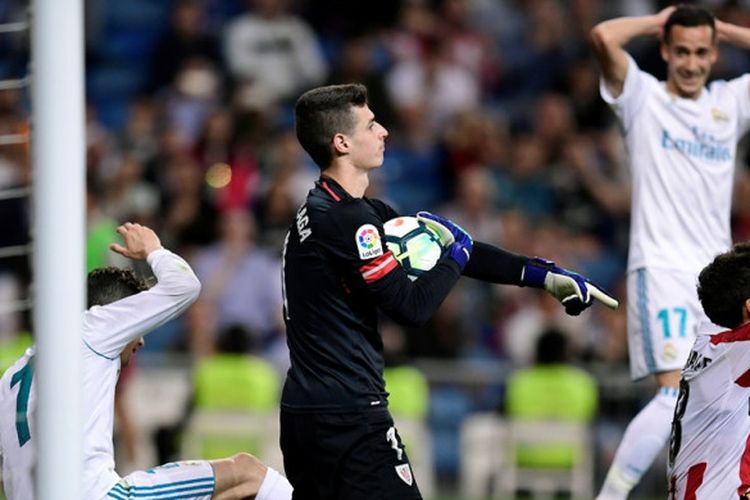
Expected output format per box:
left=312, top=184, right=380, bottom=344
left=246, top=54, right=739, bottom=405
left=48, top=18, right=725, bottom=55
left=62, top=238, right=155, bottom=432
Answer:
left=597, top=387, right=678, bottom=500
left=256, top=467, right=294, bottom=500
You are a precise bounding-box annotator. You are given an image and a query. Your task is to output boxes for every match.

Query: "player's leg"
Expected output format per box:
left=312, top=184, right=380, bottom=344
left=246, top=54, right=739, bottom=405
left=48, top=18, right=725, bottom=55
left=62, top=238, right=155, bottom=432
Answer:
left=210, top=452, right=292, bottom=500
left=334, top=410, right=422, bottom=500
left=597, top=379, right=679, bottom=499
left=597, top=269, right=699, bottom=500
left=280, top=409, right=421, bottom=500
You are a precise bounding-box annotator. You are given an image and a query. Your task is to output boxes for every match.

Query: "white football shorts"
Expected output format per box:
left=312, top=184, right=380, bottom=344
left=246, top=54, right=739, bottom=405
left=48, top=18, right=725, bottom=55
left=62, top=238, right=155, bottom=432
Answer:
left=627, top=267, right=722, bottom=380
left=106, top=461, right=215, bottom=499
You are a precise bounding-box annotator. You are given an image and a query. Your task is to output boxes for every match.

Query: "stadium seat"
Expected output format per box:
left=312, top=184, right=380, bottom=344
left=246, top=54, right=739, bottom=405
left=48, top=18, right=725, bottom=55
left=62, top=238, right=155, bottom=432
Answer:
left=495, top=420, right=594, bottom=500
left=496, top=353, right=597, bottom=499
left=181, top=354, right=283, bottom=471
left=383, top=364, right=435, bottom=498
left=458, top=412, right=506, bottom=499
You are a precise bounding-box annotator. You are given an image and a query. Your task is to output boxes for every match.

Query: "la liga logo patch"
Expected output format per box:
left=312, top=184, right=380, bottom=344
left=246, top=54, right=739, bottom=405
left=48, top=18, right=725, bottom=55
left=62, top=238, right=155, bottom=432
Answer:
left=356, top=224, right=383, bottom=260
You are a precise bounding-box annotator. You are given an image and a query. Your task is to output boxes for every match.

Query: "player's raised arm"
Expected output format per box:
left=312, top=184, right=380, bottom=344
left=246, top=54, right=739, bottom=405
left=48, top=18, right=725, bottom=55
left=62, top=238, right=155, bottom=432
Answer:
left=716, top=18, right=750, bottom=50
left=590, top=6, right=675, bottom=97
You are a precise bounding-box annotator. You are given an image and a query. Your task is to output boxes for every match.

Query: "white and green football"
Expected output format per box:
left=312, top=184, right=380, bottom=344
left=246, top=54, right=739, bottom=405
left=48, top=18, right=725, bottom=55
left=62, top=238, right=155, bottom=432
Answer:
left=383, top=216, right=445, bottom=281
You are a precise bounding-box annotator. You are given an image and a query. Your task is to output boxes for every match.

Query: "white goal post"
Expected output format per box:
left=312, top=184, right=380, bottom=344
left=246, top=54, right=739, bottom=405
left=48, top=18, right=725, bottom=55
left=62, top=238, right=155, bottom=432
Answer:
left=31, top=0, right=85, bottom=498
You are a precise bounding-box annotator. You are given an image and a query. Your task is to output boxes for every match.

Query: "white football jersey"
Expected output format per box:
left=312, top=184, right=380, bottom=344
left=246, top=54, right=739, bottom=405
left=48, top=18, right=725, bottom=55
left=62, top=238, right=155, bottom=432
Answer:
left=667, top=325, right=750, bottom=498
left=0, top=346, right=37, bottom=500
left=0, top=249, right=200, bottom=499
left=601, top=54, right=750, bottom=274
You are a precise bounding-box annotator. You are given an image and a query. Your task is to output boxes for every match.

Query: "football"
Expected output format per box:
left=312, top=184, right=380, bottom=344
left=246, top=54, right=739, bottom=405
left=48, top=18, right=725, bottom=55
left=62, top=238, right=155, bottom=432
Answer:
left=383, top=216, right=445, bottom=280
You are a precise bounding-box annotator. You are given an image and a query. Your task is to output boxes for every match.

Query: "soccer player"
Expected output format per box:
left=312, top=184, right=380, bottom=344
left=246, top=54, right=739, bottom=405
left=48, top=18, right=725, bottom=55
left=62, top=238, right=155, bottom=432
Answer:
left=590, top=5, right=750, bottom=498
left=280, top=83, right=617, bottom=499
left=0, top=222, right=293, bottom=500
left=667, top=242, right=750, bottom=498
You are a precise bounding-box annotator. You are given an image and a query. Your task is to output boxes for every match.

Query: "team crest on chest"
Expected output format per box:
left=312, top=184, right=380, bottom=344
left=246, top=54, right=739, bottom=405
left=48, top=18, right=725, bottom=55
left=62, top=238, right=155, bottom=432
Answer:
left=356, top=224, right=383, bottom=260
left=711, top=107, right=729, bottom=123
left=395, top=463, right=413, bottom=486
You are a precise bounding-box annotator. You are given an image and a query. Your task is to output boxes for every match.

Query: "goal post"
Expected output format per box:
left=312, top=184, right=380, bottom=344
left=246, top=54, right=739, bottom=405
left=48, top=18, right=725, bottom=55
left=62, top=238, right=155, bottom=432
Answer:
left=31, top=0, right=86, bottom=498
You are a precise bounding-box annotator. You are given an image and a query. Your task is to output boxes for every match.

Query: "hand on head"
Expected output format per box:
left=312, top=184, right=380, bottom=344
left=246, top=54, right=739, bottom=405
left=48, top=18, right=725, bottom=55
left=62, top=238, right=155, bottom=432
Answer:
left=109, top=222, right=163, bottom=261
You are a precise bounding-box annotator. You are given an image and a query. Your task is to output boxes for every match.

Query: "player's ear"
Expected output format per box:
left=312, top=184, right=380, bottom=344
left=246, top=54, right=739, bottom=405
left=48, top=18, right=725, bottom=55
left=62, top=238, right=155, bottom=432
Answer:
left=659, top=40, right=669, bottom=63
left=743, top=298, right=750, bottom=324
left=332, top=133, right=349, bottom=155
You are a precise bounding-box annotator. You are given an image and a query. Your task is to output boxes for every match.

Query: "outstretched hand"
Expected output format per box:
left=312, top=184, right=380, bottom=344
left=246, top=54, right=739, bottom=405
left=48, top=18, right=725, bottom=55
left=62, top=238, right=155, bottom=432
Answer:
left=109, top=222, right=162, bottom=261
left=522, top=258, right=619, bottom=316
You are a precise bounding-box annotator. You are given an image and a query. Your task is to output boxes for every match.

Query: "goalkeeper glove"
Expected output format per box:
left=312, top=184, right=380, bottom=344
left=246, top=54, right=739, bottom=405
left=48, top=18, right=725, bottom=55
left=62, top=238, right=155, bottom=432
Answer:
left=416, top=211, right=473, bottom=271
left=521, top=257, right=619, bottom=315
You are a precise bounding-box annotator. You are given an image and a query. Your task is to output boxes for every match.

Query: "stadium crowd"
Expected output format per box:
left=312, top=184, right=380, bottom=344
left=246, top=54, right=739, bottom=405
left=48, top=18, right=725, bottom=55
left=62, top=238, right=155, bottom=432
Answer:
left=3, top=0, right=750, bottom=494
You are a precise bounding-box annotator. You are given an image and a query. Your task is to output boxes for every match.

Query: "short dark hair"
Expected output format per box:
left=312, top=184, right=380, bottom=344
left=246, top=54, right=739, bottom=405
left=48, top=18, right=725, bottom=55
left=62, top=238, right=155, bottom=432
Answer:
left=697, top=242, right=750, bottom=329
left=664, top=5, right=715, bottom=44
left=535, top=328, right=568, bottom=364
left=294, top=83, right=368, bottom=169
left=87, top=267, right=148, bottom=308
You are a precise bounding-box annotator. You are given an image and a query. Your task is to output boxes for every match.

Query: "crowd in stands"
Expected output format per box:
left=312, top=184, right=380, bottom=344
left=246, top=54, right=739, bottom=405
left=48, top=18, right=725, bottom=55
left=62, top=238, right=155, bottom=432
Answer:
left=5, top=0, right=750, bottom=371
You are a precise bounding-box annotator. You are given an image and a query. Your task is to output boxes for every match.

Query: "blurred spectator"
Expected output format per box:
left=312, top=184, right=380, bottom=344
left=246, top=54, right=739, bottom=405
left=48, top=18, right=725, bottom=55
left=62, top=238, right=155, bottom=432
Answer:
left=118, top=97, right=160, bottom=166
left=500, top=291, right=589, bottom=366
left=435, top=0, right=500, bottom=95
left=0, top=88, right=29, bottom=341
left=191, top=107, right=262, bottom=213
left=563, top=58, right=615, bottom=131
left=160, top=59, right=224, bottom=144
left=147, top=0, right=223, bottom=94
left=439, top=166, right=504, bottom=248
left=386, top=34, right=480, bottom=133
left=255, top=129, right=316, bottom=251
left=326, top=36, right=397, bottom=129
left=190, top=210, right=284, bottom=367
left=494, top=133, right=556, bottom=221
left=102, top=155, right=160, bottom=226
left=160, top=153, right=218, bottom=253
left=530, top=92, right=577, bottom=162
left=85, top=102, right=120, bottom=184
left=223, top=0, right=328, bottom=112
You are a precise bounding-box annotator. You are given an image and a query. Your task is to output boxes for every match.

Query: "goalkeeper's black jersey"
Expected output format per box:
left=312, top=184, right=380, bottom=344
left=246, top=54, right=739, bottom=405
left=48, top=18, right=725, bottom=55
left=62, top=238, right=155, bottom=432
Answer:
left=280, top=176, right=462, bottom=412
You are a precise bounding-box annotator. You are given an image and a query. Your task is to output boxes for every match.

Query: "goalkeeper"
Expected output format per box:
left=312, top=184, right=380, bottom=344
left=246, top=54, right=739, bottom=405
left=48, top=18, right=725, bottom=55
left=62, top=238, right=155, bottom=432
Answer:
left=281, top=83, right=618, bottom=500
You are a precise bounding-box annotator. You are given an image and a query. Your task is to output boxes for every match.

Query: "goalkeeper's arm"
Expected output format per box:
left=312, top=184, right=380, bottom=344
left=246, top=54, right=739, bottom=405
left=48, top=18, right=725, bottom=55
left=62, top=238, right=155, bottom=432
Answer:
left=464, top=242, right=618, bottom=315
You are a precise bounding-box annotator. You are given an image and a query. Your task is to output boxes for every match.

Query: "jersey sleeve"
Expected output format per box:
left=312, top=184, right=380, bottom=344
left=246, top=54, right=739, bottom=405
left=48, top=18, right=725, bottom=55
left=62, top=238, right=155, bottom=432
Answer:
left=600, top=52, right=651, bottom=133
left=723, top=74, right=750, bottom=136
left=82, top=249, right=202, bottom=359
left=319, top=201, right=461, bottom=327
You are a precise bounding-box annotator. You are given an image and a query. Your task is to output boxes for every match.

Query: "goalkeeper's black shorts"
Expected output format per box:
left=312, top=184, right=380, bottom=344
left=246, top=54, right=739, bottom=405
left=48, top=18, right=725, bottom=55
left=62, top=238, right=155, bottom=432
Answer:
left=280, top=407, right=422, bottom=500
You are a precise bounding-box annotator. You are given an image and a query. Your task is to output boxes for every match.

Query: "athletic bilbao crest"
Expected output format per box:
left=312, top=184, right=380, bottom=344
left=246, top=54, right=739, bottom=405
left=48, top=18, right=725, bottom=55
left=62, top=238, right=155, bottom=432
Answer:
left=395, top=463, right=413, bottom=486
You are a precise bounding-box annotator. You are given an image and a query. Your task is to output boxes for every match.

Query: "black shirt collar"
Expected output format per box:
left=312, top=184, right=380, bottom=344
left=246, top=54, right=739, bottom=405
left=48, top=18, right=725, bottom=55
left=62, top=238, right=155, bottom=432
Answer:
left=317, top=175, right=352, bottom=202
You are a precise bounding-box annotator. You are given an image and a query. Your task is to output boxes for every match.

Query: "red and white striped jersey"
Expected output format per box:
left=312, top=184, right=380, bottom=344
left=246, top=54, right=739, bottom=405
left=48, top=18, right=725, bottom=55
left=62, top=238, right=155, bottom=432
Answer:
left=668, top=323, right=750, bottom=499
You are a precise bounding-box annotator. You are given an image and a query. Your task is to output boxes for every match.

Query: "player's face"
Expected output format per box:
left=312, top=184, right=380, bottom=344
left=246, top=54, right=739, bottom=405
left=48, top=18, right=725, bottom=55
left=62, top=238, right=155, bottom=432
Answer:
left=120, top=337, right=144, bottom=366
left=347, top=105, right=389, bottom=170
left=661, top=24, right=717, bottom=99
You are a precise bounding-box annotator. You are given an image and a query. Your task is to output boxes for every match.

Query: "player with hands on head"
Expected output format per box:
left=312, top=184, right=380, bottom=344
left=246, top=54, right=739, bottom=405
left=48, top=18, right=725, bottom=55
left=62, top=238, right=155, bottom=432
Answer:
left=590, top=4, right=750, bottom=498
left=280, top=83, right=617, bottom=500
left=0, top=222, right=293, bottom=500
